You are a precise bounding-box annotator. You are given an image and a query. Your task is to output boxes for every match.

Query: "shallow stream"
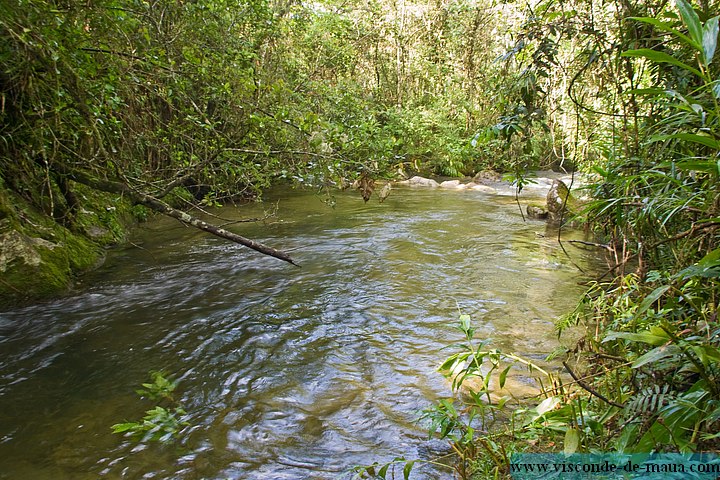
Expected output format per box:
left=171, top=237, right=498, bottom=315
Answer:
left=0, top=184, right=602, bottom=479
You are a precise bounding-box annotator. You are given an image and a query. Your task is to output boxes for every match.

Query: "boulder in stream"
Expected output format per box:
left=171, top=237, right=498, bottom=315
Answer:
left=546, top=179, right=581, bottom=221
left=472, top=170, right=502, bottom=184
left=439, top=180, right=467, bottom=189
left=402, top=176, right=440, bottom=187
left=527, top=204, right=548, bottom=220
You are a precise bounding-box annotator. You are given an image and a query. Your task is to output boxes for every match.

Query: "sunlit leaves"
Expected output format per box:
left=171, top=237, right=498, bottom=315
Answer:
left=701, top=16, right=719, bottom=64
left=621, top=49, right=702, bottom=77
left=676, top=0, right=703, bottom=50
left=112, top=371, right=189, bottom=443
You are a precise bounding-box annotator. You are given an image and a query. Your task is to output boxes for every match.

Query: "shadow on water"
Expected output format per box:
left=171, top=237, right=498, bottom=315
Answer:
left=0, top=186, right=604, bottom=479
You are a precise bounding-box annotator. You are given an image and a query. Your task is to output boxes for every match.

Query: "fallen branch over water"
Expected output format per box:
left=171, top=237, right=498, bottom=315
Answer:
left=56, top=164, right=300, bottom=266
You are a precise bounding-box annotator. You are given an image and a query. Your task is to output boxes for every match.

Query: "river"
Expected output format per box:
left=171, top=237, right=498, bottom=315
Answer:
left=0, top=183, right=602, bottom=479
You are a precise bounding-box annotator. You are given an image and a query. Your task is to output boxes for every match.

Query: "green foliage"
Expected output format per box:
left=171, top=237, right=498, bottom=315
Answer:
left=352, top=457, right=415, bottom=480
left=111, top=371, right=188, bottom=443
left=136, top=370, right=177, bottom=401
left=357, top=314, right=562, bottom=479
left=111, top=405, right=188, bottom=443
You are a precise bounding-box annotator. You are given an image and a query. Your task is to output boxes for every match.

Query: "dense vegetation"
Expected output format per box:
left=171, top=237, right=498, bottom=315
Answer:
left=353, top=0, right=720, bottom=477
left=1, top=0, right=719, bottom=477
left=0, top=0, right=544, bottom=300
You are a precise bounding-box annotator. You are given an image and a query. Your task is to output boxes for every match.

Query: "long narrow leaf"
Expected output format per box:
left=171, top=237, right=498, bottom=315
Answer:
left=677, top=248, right=720, bottom=278
left=621, top=49, right=702, bottom=77
left=702, top=16, right=719, bottom=64
left=672, top=159, right=720, bottom=174
left=403, top=460, right=415, bottom=480
left=604, top=328, right=670, bottom=346
left=650, top=132, right=720, bottom=150
left=676, top=0, right=703, bottom=47
left=632, top=344, right=682, bottom=368
left=626, top=87, right=671, bottom=96
left=636, top=285, right=671, bottom=316
left=628, top=16, right=698, bottom=48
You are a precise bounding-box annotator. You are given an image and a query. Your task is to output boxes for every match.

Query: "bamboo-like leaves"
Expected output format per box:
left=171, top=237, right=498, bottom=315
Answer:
left=621, top=49, right=702, bottom=77
left=677, top=0, right=720, bottom=66
left=627, top=16, right=696, bottom=49
left=675, top=0, right=718, bottom=66
left=650, top=133, right=720, bottom=150
left=604, top=326, right=671, bottom=346
left=677, top=247, right=720, bottom=278
left=702, top=16, right=719, bottom=64
left=676, top=0, right=703, bottom=48
left=625, top=1, right=719, bottom=72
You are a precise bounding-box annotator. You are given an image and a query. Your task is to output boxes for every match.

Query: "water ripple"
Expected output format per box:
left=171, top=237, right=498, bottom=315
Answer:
left=0, top=186, right=602, bottom=480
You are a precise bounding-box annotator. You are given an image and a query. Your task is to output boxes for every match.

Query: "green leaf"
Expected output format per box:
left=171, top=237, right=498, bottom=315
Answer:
left=622, top=49, right=703, bottom=77
left=111, top=422, right=139, bottom=433
left=628, top=16, right=696, bottom=48
left=636, top=285, right=671, bottom=316
left=564, top=427, right=580, bottom=454
left=677, top=248, right=720, bottom=278
left=702, top=16, right=719, bottom=63
left=661, top=159, right=720, bottom=174
left=403, top=460, right=415, bottom=480
left=604, top=328, right=670, bottom=346
left=499, top=364, right=512, bottom=389
left=535, top=396, right=560, bottom=417
left=626, top=87, right=670, bottom=96
left=691, top=345, right=720, bottom=367
left=650, top=132, right=720, bottom=150
left=676, top=0, right=703, bottom=47
left=631, top=344, right=682, bottom=368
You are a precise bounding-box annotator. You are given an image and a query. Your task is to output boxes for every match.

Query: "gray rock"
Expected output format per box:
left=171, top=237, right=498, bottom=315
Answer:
left=0, top=231, right=57, bottom=272
left=85, top=225, right=110, bottom=240
left=407, top=176, right=440, bottom=187
left=439, top=180, right=466, bottom=189
left=472, top=170, right=502, bottom=184
left=546, top=179, right=580, bottom=221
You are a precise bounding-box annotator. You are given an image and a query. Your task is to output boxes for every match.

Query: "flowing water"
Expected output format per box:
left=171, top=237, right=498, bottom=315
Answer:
left=0, top=184, right=602, bottom=479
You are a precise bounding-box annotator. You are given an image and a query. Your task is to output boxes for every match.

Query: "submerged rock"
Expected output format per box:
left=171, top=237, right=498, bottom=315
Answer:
left=527, top=204, right=548, bottom=220
left=469, top=184, right=496, bottom=194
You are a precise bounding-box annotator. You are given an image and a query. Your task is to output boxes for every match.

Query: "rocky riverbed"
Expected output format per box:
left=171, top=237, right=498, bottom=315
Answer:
left=395, top=170, right=591, bottom=221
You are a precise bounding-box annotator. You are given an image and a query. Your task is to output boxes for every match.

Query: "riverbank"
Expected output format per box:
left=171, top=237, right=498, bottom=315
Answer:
left=0, top=180, right=141, bottom=307
left=0, top=170, right=590, bottom=307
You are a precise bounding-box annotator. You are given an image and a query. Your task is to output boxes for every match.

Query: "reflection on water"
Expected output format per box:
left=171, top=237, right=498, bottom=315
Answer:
left=0, top=186, right=601, bottom=479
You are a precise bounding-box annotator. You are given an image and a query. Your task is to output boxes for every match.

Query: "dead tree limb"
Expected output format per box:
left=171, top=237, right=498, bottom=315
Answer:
left=563, top=361, right=624, bottom=408
left=56, top=164, right=299, bottom=266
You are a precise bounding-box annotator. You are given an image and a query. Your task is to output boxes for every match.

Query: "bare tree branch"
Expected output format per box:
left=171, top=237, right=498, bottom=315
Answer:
left=56, top=164, right=300, bottom=266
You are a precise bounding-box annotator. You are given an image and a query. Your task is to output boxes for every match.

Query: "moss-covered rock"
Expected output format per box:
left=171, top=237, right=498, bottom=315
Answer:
left=527, top=203, right=548, bottom=220
left=0, top=230, right=73, bottom=297
left=546, top=179, right=582, bottom=221
left=0, top=180, right=136, bottom=307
